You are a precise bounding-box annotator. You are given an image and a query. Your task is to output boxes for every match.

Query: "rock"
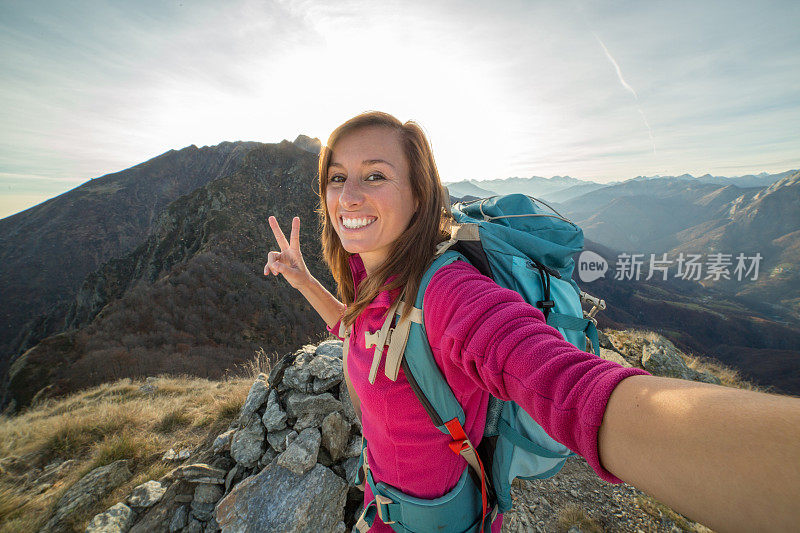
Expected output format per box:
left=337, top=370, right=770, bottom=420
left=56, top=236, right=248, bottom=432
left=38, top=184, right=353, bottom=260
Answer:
left=35, top=459, right=76, bottom=485
left=168, top=505, right=188, bottom=532
left=168, top=464, right=226, bottom=484
left=307, top=354, right=343, bottom=380
left=225, top=465, right=240, bottom=494
left=238, top=376, right=269, bottom=425
left=162, top=448, right=191, bottom=461
left=321, top=412, right=350, bottom=462
left=598, top=348, right=633, bottom=368
left=267, top=352, right=300, bottom=394
left=191, top=499, right=216, bottom=521
left=694, top=371, right=722, bottom=385
left=194, top=483, right=224, bottom=504
left=641, top=342, right=694, bottom=379
left=230, top=415, right=265, bottom=468
left=266, top=428, right=296, bottom=453
left=259, top=447, right=277, bottom=469
left=204, top=516, right=220, bottom=532
left=343, top=457, right=361, bottom=486
left=293, top=412, right=325, bottom=432
left=339, top=380, right=361, bottom=430
left=212, top=429, right=235, bottom=454
left=313, top=376, right=342, bottom=393
left=344, top=435, right=363, bottom=458
left=315, top=339, right=343, bottom=359
left=261, top=389, right=288, bottom=432
left=184, top=518, right=203, bottom=533
left=41, top=460, right=131, bottom=533
left=284, top=391, right=343, bottom=419
left=215, top=462, right=348, bottom=532
left=126, top=480, right=166, bottom=509
left=85, top=502, right=135, bottom=533
left=277, top=428, right=321, bottom=476
left=283, top=351, right=315, bottom=392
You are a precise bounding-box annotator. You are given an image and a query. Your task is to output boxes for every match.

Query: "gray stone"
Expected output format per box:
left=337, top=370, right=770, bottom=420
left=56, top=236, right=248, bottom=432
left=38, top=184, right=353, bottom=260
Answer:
left=168, top=505, right=188, bottom=532
left=293, top=412, right=325, bottom=432
left=230, top=415, right=265, bottom=468
left=307, top=354, right=344, bottom=380
left=184, top=518, right=203, bottom=533
left=41, top=459, right=131, bottom=533
left=344, top=435, right=363, bottom=459
left=343, top=457, right=361, bottom=486
left=216, top=462, right=348, bottom=533
left=168, top=464, right=226, bottom=484
left=283, top=352, right=314, bottom=392
left=641, top=342, right=694, bottom=379
left=277, top=428, right=321, bottom=476
left=266, top=428, right=296, bottom=453
left=261, top=389, right=288, bottom=432
left=204, top=516, right=220, bottom=532
left=85, top=502, right=135, bottom=533
left=313, top=376, right=342, bottom=393
left=191, top=500, right=216, bottom=521
left=238, top=376, right=269, bottom=425
left=194, top=483, right=224, bottom=504
left=212, top=429, right=235, bottom=454
left=285, top=391, right=343, bottom=419
left=598, top=348, right=633, bottom=368
left=321, top=412, right=350, bottom=462
left=126, top=480, right=166, bottom=509
left=259, top=447, right=277, bottom=469
left=224, top=465, right=240, bottom=494
left=315, top=339, right=343, bottom=359
left=339, top=380, right=361, bottom=430
left=694, top=371, right=722, bottom=385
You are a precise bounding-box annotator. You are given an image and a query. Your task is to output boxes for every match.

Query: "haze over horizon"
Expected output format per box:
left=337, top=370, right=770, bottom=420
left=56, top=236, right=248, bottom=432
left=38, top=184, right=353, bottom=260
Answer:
left=2, top=0, right=799, bottom=218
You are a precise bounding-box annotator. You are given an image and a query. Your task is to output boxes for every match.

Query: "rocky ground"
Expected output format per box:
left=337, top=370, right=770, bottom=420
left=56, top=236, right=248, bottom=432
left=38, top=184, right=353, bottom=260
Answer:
left=502, top=456, right=712, bottom=533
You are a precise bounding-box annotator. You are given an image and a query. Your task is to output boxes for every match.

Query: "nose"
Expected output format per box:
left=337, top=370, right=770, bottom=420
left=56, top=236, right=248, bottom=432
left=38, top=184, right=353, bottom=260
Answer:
left=338, top=178, right=364, bottom=209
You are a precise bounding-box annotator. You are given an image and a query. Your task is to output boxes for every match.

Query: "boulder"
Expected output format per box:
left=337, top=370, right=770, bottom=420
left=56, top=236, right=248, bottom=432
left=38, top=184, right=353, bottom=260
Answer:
left=126, top=480, right=167, bottom=509
left=277, top=428, right=321, bottom=476
left=238, top=375, right=269, bottom=425
left=215, top=462, right=348, bottom=532
left=230, top=415, right=265, bottom=468
left=321, top=412, right=350, bottom=462
left=41, top=460, right=131, bottom=533
left=85, top=502, right=135, bottom=533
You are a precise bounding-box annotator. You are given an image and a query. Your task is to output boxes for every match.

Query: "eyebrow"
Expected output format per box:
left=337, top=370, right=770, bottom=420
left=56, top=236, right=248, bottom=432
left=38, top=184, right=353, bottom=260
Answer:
left=328, top=159, right=396, bottom=169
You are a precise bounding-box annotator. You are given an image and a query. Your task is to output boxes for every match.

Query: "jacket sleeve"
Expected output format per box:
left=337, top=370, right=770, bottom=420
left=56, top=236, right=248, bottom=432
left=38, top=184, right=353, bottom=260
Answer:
left=422, top=260, right=650, bottom=483
left=326, top=306, right=346, bottom=341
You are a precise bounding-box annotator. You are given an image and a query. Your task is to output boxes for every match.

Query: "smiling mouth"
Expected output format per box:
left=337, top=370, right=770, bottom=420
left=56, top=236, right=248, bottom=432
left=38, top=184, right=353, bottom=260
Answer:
left=341, top=216, right=377, bottom=230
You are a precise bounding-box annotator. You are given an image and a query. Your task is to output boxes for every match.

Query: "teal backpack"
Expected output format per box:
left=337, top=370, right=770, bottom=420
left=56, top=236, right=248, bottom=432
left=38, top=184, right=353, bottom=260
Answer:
left=351, top=194, right=605, bottom=533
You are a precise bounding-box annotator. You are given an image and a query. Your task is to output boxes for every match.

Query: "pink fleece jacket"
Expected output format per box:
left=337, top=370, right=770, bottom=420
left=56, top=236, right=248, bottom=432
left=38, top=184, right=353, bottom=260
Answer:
left=328, top=254, right=649, bottom=532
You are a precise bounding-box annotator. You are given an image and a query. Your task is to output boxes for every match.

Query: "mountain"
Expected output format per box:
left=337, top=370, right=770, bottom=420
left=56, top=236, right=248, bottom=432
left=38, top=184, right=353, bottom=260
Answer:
left=443, top=180, right=497, bottom=199
left=444, top=175, right=609, bottom=203
left=0, top=141, right=261, bottom=376
left=4, top=138, right=329, bottom=409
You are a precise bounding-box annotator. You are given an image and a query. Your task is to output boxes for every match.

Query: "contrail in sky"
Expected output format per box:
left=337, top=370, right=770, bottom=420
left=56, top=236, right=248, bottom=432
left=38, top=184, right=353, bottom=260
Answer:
left=593, top=32, right=656, bottom=155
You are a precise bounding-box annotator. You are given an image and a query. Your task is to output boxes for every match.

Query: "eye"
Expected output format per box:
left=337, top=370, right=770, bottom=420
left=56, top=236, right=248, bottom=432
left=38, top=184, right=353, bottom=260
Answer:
left=365, top=172, right=386, bottom=181
left=328, top=174, right=345, bottom=184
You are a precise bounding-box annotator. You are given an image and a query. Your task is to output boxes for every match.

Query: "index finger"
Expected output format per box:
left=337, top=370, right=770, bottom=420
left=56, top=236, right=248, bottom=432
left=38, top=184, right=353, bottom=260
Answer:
left=268, top=216, right=290, bottom=251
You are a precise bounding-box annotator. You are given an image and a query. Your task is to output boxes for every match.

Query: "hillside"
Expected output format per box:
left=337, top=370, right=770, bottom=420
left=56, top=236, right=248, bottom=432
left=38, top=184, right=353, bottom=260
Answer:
left=0, top=142, right=265, bottom=400
left=6, top=140, right=333, bottom=409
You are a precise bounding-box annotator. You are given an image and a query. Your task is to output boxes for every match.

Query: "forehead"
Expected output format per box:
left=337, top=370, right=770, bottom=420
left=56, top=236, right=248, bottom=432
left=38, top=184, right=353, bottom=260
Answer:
left=328, top=126, right=406, bottom=169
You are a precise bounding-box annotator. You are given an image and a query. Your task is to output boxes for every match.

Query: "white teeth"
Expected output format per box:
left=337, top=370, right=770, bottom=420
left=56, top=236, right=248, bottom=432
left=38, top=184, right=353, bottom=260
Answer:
left=342, top=217, right=376, bottom=229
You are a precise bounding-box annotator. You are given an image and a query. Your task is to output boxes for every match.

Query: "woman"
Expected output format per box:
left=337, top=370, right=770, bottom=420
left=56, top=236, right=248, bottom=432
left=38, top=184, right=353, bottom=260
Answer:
left=265, top=111, right=800, bottom=532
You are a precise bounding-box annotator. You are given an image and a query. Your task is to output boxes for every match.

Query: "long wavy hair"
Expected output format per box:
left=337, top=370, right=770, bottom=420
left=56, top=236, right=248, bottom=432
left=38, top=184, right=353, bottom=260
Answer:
left=317, top=111, right=452, bottom=327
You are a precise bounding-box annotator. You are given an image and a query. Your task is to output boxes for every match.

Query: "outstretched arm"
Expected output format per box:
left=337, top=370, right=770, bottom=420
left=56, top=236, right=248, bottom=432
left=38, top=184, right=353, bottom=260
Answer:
left=598, top=375, right=800, bottom=532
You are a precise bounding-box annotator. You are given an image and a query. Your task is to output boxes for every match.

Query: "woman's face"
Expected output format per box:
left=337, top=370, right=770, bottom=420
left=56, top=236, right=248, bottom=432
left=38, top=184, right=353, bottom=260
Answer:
left=326, top=126, right=418, bottom=275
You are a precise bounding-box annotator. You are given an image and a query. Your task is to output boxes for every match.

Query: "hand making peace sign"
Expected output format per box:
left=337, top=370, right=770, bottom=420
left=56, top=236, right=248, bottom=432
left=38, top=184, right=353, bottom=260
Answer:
left=264, top=215, right=312, bottom=290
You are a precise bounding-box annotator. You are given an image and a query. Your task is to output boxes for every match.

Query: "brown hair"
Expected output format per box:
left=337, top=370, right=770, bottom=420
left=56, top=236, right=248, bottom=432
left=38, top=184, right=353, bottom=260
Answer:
left=317, top=111, right=452, bottom=327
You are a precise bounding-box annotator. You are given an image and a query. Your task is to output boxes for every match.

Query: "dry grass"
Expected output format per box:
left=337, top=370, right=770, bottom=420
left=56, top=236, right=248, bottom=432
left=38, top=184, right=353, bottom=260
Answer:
left=682, top=353, right=766, bottom=391
left=0, top=372, right=253, bottom=532
left=555, top=503, right=603, bottom=533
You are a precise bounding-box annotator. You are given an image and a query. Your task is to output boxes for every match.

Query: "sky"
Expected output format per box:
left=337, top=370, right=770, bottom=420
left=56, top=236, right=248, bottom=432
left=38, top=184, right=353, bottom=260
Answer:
left=1, top=0, right=799, bottom=218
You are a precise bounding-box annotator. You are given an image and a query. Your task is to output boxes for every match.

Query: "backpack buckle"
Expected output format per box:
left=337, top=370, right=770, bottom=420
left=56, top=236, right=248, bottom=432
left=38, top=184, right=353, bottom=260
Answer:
left=375, top=494, right=396, bottom=524
left=537, top=299, right=555, bottom=309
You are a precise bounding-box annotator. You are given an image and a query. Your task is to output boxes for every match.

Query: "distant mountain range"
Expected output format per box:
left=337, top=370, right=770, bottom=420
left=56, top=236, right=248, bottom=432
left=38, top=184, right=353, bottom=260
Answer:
left=444, top=170, right=795, bottom=204
left=2, top=142, right=798, bottom=409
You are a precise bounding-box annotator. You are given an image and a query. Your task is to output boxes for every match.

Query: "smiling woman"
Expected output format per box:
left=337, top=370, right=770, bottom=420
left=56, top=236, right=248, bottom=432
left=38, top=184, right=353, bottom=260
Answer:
left=264, top=110, right=800, bottom=533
